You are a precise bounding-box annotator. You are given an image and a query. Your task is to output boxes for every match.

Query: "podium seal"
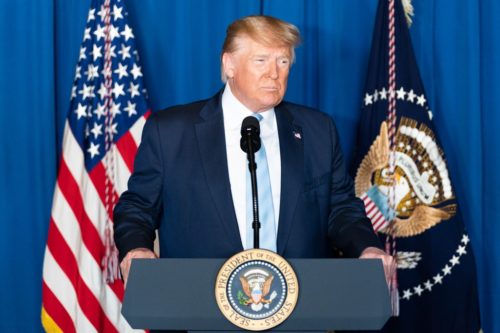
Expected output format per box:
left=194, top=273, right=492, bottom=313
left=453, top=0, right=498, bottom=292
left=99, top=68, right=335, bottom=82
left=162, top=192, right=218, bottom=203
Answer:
left=215, top=249, right=299, bottom=331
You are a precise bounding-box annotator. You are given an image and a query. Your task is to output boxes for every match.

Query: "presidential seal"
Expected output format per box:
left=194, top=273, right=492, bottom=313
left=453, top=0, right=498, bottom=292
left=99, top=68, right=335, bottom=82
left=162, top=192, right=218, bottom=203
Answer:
left=215, top=249, right=299, bottom=331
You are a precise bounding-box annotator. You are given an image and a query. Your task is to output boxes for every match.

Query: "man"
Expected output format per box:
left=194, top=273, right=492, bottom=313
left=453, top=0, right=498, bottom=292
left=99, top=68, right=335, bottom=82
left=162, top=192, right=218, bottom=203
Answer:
left=114, top=15, right=394, bottom=287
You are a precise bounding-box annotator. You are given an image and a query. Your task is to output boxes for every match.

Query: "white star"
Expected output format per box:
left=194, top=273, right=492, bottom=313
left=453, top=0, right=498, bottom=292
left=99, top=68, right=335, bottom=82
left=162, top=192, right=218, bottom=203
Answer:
left=442, top=264, right=452, bottom=275
left=86, top=64, right=99, bottom=81
left=118, top=44, right=131, bottom=60
left=106, top=122, right=118, bottom=135
left=114, top=63, right=128, bottom=79
left=124, top=101, right=137, bottom=117
left=379, top=87, right=387, bottom=100
left=75, top=103, right=87, bottom=119
left=128, top=82, right=140, bottom=98
left=94, top=103, right=106, bottom=120
left=97, top=5, right=107, bottom=22
left=402, top=289, right=412, bottom=300
left=388, top=88, right=396, bottom=99
left=79, top=83, right=95, bottom=100
left=79, top=47, right=86, bottom=60
left=450, top=255, right=460, bottom=266
left=112, top=83, right=125, bottom=98
left=424, top=280, right=433, bottom=291
left=130, top=63, right=143, bottom=80
left=113, top=5, right=123, bottom=20
left=75, top=65, right=81, bottom=79
left=97, top=84, right=108, bottom=100
left=101, top=64, right=112, bottom=78
left=407, top=89, right=416, bottom=102
left=90, top=123, right=103, bottom=139
left=109, top=45, right=117, bottom=58
left=87, top=8, right=95, bottom=22
left=396, top=87, right=406, bottom=100
left=364, top=93, right=373, bottom=106
left=109, top=24, right=120, bottom=41
left=87, top=142, right=100, bottom=158
left=121, top=24, right=134, bottom=41
left=94, top=24, right=106, bottom=41
left=110, top=102, right=121, bottom=116
left=461, top=234, right=470, bottom=245
left=373, top=90, right=379, bottom=102
left=413, top=285, right=424, bottom=296
left=417, top=94, right=427, bottom=106
left=92, top=44, right=102, bottom=61
left=83, top=27, right=91, bottom=41
left=71, top=86, right=77, bottom=99
left=433, top=273, right=443, bottom=284
left=457, top=245, right=467, bottom=256
left=428, top=110, right=433, bottom=120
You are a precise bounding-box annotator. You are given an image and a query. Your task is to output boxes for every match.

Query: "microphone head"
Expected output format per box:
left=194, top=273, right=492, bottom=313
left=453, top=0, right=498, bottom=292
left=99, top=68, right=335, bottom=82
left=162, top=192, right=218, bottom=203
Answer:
left=240, top=116, right=261, bottom=153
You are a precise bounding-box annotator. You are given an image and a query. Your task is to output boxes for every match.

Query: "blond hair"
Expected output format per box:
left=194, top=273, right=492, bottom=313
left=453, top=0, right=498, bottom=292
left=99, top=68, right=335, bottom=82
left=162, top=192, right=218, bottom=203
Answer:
left=221, top=15, right=301, bottom=82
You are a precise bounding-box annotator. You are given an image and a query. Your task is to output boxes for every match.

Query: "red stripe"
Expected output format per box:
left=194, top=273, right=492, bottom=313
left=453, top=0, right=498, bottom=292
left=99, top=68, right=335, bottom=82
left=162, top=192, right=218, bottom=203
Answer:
left=88, top=162, right=119, bottom=222
left=42, top=280, right=76, bottom=333
left=116, top=131, right=138, bottom=172
left=58, top=159, right=104, bottom=264
left=47, top=219, right=118, bottom=333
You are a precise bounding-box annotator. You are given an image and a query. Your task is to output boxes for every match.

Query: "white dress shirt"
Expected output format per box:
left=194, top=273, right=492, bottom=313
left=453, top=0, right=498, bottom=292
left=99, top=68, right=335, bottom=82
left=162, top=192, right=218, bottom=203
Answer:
left=221, top=84, right=281, bottom=249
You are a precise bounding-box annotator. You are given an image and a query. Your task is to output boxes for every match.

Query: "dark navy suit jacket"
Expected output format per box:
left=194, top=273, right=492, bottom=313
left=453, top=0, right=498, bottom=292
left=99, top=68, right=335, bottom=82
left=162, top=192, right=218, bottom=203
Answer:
left=114, top=91, right=381, bottom=261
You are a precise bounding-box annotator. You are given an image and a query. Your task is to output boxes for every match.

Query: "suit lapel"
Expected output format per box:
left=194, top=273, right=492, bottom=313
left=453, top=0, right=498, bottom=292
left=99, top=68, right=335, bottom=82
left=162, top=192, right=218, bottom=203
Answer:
left=195, top=94, right=243, bottom=251
left=275, top=105, right=303, bottom=255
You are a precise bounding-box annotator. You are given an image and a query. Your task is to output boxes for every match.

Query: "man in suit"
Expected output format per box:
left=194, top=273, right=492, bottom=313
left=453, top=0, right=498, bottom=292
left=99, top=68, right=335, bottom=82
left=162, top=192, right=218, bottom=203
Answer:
left=114, top=15, right=395, bottom=286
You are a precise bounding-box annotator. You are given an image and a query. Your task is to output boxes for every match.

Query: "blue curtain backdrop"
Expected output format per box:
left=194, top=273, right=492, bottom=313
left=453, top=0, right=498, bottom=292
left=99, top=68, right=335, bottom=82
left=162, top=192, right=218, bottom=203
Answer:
left=0, top=0, right=498, bottom=332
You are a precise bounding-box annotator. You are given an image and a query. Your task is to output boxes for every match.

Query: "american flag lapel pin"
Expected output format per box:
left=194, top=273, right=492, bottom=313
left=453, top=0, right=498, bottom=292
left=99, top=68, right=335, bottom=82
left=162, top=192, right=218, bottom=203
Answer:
left=293, top=129, right=302, bottom=140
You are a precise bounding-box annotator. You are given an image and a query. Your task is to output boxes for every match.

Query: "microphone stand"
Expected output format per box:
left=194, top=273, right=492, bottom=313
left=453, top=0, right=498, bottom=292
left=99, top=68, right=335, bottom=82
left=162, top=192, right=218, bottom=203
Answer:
left=245, top=133, right=260, bottom=249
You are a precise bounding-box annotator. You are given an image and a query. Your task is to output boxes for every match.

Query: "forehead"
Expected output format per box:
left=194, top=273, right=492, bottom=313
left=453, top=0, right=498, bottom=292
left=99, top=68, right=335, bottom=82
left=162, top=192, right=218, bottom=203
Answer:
left=233, top=36, right=291, bottom=57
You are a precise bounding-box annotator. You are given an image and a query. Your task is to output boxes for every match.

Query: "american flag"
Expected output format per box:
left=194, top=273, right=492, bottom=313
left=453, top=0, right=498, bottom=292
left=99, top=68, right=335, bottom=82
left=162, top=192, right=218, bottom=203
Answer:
left=41, top=0, right=149, bottom=332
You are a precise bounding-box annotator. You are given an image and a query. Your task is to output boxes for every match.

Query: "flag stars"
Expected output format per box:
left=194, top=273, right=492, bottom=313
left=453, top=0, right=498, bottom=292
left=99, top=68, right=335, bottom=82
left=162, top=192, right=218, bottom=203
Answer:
left=92, top=44, right=102, bottom=61
left=94, top=103, right=106, bottom=120
left=94, top=24, right=106, bottom=41
left=413, top=285, right=424, bottom=296
left=75, top=103, right=87, bottom=120
left=85, top=64, right=99, bottom=81
left=106, top=122, right=118, bottom=135
left=433, top=273, right=443, bottom=284
left=442, top=264, right=452, bottom=275
left=112, top=82, right=125, bottom=98
left=113, top=5, right=124, bottom=20
left=130, top=63, right=143, bottom=80
left=457, top=245, right=467, bottom=256
left=407, top=89, right=416, bottom=103
left=450, top=255, right=460, bottom=266
left=402, top=289, right=413, bottom=300
left=90, top=123, right=103, bottom=139
left=110, top=102, right=121, bottom=116
left=97, top=84, right=109, bottom=100
left=109, top=24, right=120, bottom=41
left=79, top=47, right=86, bottom=60
left=97, top=5, right=107, bottom=22
left=128, top=82, right=140, bottom=98
left=121, top=24, right=134, bottom=41
left=417, top=94, right=427, bottom=106
left=424, top=280, right=433, bottom=291
left=87, top=8, right=95, bottom=22
left=114, top=63, right=128, bottom=79
left=71, top=86, right=77, bottom=99
left=379, top=87, right=387, bottom=100
left=396, top=87, right=406, bottom=100
left=118, top=44, right=131, bottom=60
left=83, top=27, right=91, bottom=41
left=461, top=234, right=470, bottom=245
left=364, top=93, right=373, bottom=106
left=79, top=83, right=95, bottom=100
left=124, top=101, right=137, bottom=117
left=87, top=142, right=100, bottom=158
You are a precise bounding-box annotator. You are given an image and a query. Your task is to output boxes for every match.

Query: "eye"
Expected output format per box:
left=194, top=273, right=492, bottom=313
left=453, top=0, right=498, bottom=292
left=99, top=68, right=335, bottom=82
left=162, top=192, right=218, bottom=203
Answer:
left=279, top=58, right=290, bottom=66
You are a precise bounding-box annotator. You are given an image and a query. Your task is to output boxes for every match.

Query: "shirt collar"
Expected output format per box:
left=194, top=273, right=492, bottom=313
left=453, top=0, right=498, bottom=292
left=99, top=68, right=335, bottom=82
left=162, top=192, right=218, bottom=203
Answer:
left=221, top=84, right=275, bottom=131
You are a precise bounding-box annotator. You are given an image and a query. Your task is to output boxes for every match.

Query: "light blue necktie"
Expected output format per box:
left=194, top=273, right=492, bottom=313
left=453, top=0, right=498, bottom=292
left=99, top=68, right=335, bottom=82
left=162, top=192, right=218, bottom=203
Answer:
left=246, top=113, right=277, bottom=252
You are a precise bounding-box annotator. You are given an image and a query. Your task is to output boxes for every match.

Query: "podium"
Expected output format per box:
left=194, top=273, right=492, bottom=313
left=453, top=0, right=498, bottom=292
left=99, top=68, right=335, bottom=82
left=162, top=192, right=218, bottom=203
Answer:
left=122, top=258, right=391, bottom=332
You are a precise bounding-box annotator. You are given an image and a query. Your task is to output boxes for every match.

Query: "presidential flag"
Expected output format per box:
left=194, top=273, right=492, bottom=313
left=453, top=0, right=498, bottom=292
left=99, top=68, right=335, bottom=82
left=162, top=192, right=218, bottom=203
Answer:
left=41, top=0, right=149, bottom=332
left=351, top=0, right=480, bottom=331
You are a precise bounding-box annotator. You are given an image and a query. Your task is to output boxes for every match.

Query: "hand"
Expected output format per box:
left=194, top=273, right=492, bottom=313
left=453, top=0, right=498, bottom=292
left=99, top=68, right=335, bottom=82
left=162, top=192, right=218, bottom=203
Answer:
left=120, top=248, right=157, bottom=287
left=360, top=246, right=397, bottom=287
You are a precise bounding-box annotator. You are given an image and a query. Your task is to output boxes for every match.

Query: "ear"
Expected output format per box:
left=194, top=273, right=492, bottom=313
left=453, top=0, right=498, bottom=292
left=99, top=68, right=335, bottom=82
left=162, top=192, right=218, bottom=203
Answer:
left=222, top=52, right=236, bottom=79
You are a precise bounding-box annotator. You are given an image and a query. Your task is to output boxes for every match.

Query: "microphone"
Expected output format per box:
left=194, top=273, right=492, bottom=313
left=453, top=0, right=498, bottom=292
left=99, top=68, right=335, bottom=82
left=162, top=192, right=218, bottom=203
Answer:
left=240, top=116, right=261, bottom=249
left=240, top=116, right=261, bottom=153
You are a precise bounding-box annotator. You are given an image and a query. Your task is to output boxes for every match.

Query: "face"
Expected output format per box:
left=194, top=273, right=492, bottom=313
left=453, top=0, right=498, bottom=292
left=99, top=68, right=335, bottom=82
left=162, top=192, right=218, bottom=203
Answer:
left=223, top=36, right=292, bottom=113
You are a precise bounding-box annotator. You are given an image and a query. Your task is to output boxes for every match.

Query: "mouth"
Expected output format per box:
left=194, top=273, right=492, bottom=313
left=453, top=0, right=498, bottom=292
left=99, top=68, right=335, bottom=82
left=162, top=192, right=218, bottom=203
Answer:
left=261, top=87, right=279, bottom=91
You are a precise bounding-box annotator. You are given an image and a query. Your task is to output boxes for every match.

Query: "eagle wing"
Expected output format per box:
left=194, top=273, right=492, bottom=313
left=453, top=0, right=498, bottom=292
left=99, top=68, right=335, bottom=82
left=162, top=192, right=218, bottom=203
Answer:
left=388, top=205, right=451, bottom=237
left=240, top=277, right=251, bottom=297
left=262, top=275, right=274, bottom=297
left=355, top=122, right=390, bottom=196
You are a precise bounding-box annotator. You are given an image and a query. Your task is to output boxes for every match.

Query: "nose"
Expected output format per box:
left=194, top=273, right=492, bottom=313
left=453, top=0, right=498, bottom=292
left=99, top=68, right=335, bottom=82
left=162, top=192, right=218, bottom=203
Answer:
left=267, top=61, right=279, bottom=80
